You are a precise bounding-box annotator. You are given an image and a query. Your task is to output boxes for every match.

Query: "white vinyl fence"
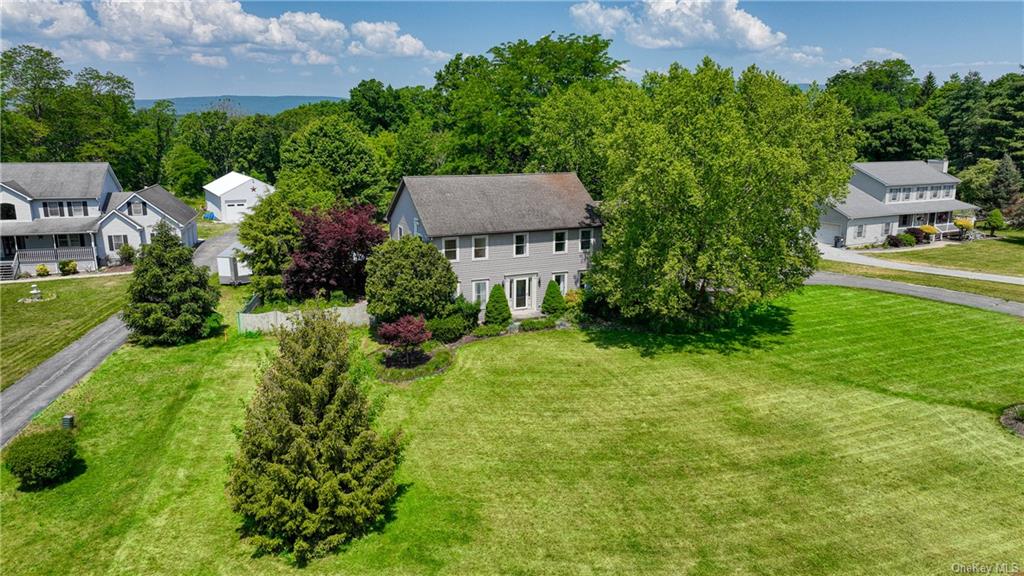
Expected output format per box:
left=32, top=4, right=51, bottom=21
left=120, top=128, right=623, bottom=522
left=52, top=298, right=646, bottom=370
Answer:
left=236, top=295, right=369, bottom=333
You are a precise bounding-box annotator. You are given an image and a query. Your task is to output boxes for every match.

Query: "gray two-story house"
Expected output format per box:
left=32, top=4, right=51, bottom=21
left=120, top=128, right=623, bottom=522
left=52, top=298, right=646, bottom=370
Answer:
left=0, top=162, right=199, bottom=279
left=386, top=173, right=601, bottom=316
left=818, top=159, right=979, bottom=247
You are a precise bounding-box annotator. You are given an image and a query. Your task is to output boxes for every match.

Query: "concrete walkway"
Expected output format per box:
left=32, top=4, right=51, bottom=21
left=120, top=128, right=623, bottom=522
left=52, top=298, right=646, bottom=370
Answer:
left=1, top=228, right=238, bottom=446
left=818, top=243, right=1024, bottom=286
left=807, top=272, right=1024, bottom=317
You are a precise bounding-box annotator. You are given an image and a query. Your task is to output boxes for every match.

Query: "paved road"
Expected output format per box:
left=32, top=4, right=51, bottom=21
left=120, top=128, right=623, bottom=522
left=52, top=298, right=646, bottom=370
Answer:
left=808, top=272, right=1024, bottom=317
left=1, top=228, right=237, bottom=446
left=819, top=243, right=1024, bottom=286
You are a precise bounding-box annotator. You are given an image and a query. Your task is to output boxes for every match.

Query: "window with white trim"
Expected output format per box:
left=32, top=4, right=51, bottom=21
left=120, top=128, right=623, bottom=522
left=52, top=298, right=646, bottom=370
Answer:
left=56, top=234, right=85, bottom=247
left=472, top=235, right=488, bottom=260
left=413, top=217, right=420, bottom=236
left=69, top=201, right=88, bottom=216
left=43, top=201, right=64, bottom=217
left=397, top=225, right=404, bottom=239
left=888, top=190, right=898, bottom=202
left=513, top=233, right=528, bottom=257
left=579, top=228, right=593, bottom=251
left=916, top=187, right=927, bottom=200
left=442, top=237, right=458, bottom=261
left=472, top=280, right=489, bottom=307
left=855, top=224, right=865, bottom=238
left=902, top=189, right=912, bottom=201
left=553, top=230, right=567, bottom=253
left=552, top=272, right=567, bottom=294
left=883, top=222, right=892, bottom=235
left=108, top=234, right=128, bottom=251
left=128, top=201, right=148, bottom=216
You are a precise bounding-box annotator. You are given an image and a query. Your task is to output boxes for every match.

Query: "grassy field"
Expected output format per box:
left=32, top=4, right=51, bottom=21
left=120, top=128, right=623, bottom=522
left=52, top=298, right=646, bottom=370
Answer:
left=818, top=259, right=1024, bottom=303
left=198, top=219, right=235, bottom=240
left=2, top=286, right=1022, bottom=575
left=0, top=274, right=129, bottom=390
left=870, top=229, right=1024, bottom=277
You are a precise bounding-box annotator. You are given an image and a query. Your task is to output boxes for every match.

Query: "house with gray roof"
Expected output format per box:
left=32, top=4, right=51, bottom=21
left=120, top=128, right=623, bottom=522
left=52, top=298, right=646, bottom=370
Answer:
left=1, top=163, right=198, bottom=279
left=385, top=172, right=601, bottom=316
left=817, top=159, right=978, bottom=247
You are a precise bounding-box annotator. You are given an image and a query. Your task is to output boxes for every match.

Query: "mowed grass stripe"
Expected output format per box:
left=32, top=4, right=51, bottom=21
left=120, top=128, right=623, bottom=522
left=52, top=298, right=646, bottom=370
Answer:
left=2, top=285, right=1022, bottom=575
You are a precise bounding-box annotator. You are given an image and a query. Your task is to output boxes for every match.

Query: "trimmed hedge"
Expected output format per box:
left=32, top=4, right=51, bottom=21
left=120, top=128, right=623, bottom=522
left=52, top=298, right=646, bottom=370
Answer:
left=520, top=317, right=557, bottom=332
left=4, top=428, right=78, bottom=489
left=471, top=324, right=505, bottom=338
left=425, top=315, right=469, bottom=343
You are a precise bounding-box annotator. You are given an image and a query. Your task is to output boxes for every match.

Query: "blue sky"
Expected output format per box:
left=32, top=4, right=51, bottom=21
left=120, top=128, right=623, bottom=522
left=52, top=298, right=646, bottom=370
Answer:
left=2, top=1, right=1021, bottom=99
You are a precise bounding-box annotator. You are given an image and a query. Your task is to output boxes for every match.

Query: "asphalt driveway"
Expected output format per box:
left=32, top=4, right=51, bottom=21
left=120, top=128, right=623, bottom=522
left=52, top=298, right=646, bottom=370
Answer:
left=1, top=227, right=237, bottom=446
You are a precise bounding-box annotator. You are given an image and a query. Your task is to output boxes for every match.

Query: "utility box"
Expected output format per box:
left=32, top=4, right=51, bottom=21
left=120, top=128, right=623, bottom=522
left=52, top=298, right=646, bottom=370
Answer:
left=62, top=414, right=75, bottom=429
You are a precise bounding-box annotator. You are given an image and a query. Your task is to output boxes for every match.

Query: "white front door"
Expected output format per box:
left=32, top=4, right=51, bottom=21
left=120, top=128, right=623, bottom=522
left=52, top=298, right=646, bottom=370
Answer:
left=510, top=276, right=532, bottom=310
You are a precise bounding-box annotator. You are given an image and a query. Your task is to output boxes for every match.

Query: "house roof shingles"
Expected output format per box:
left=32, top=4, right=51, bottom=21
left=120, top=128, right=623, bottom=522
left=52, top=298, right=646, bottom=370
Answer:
left=0, top=162, right=114, bottom=199
left=393, top=172, right=600, bottom=237
left=0, top=217, right=102, bottom=235
left=133, top=184, right=198, bottom=224
left=853, top=161, right=960, bottom=186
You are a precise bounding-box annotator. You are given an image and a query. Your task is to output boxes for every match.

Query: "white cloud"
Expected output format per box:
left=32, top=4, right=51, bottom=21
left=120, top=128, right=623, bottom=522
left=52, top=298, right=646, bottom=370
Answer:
left=189, top=52, right=228, bottom=68
left=349, top=21, right=450, bottom=61
left=0, top=0, right=96, bottom=38
left=865, top=47, right=905, bottom=60
left=1, top=0, right=444, bottom=69
left=571, top=0, right=785, bottom=52
left=835, top=57, right=856, bottom=68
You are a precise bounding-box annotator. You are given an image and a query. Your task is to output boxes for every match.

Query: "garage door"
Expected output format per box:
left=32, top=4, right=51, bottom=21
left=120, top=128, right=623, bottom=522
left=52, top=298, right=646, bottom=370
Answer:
left=815, top=222, right=842, bottom=245
left=224, top=200, right=248, bottom=223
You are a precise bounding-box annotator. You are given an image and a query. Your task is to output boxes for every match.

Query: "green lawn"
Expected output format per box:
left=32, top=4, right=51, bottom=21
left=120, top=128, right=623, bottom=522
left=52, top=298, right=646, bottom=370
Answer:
left=0, top=274, right=129, bottom=390
left=2, top=286, right=1023, bottom=575
left=198, top=219, right=235, bottom=241
left=818, top=259, right=1024, bottom=303
left=870, top=230, right=1024, bottom=277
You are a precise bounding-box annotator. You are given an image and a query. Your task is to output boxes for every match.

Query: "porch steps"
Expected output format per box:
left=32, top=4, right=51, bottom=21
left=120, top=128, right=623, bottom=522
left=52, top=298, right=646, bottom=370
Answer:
left=0, top=261, right=17, bottom=281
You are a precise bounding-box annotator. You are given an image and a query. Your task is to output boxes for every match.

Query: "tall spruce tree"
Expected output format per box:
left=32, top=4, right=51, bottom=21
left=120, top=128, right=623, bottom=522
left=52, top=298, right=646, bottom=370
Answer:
left=122, top=221, right=220, bottom=345
left=228, top=310, right=402, bottom=564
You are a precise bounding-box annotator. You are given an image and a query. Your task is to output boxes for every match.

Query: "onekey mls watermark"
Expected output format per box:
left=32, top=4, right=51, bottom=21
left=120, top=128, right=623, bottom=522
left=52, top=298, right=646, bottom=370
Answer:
left=950, top=562, right=1022, bottom=574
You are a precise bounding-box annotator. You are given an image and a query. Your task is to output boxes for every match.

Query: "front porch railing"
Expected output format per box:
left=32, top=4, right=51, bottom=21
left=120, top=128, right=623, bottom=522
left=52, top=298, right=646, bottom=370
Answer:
left=17, top=246, right=96, bottom=263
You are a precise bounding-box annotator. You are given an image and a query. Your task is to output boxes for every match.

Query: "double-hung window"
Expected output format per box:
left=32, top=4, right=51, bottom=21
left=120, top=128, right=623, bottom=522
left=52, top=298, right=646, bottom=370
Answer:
left=579, top=228, right=593, bottom=251
left=442, top=237, right=458, bottom=261
left=855, top=224, right=865, bottom=238
left=916, top=187, right=927, bottom=200
left=888, top=190, right=898, bottom=202
left=553, top=230, right=567, bottom=253
left=69, top=201, right=88, bottom=216
left=472, top=236, right=488, bottom=260
left=128, top=201, right=148, bottom=216
left=108, top=235, right=128, bottom=251
left=43, top=201, right=64, bottom=217
left=902, top=189, right=911, bottom=201
left=397, top=226, right=404, bottom=239
left=883, top=222, right=892, bottom=235
left=513, top=233, right=528, bottom=257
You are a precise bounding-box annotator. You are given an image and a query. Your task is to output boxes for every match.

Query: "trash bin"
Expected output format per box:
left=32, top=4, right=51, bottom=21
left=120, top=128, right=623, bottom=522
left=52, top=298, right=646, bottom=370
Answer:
left=833, top=236, right=845, bottom=248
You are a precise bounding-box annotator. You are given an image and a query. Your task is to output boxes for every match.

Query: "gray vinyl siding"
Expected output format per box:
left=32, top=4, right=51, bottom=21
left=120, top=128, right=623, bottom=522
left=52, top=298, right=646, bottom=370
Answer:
left=850, top=171, right=887, bottom=202
left=389, top=188, right=425, bottom=240
left=0, top=188, right=32, bottom=220
left=96, top=214, right=143, bottom=259
left=844, top=216, right=898, bottom=246
left=432, top=228, right=600, bottom=310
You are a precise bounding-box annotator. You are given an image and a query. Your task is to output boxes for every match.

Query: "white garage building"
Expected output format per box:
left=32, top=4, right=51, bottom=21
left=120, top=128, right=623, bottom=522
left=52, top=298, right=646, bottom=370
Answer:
left=203, top=171, right=274, bottom=224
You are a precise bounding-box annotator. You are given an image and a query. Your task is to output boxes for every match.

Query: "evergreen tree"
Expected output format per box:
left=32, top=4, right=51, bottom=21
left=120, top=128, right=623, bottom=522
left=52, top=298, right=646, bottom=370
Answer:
left=123, top=221, right=221, bottom=345
left=989, top=153, right=1023, bottom=211
left=541, top=280, right=566, bottom=316
left=227, top=310, right=402, bottom=564
left=484, top=283, right=511, bottom=326
left=915, top=71, right=937, bottom=108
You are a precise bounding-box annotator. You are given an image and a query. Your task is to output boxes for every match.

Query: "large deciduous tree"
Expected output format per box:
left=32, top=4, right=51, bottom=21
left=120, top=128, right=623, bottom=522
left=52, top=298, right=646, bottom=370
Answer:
left=590, top=60, right=856, bottom=328
left=162, top=143, right=211, bottom=198
left=279, top=116, right=388, bottom=210
left=123, top=221, right=221, bottom=345
left=365, top=236, right=457, bottom=322
left=230, top=114, right=281, bottom=182
left=283, top=205, right=387, bottom=300
left=826, top=59, right=920, bottom=120
left=175, top=110, right=233, bottom=176
left=857, top=109, right=948, bottom=161
left=228, top=309, right=402, bottom=564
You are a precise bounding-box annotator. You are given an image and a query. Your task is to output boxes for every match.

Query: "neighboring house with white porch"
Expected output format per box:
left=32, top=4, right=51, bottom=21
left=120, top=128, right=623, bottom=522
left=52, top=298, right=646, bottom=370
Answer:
left=818, top=159, right=979, bottom=247
left=385, top=172, right=601, bottom=316
left=0, top=162, right=198, bottom=280
left=203, top=171, right=274, bottom=223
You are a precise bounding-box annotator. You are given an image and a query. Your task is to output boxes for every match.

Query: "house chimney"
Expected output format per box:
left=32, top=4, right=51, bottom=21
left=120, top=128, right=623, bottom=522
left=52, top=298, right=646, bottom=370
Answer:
left=927, top=158, right=949, bottom=173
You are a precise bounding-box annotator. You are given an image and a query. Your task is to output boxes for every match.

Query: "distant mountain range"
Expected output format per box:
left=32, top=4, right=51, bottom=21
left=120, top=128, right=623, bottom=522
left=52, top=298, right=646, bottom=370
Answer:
left=134, top=95, right=342, bottom=116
